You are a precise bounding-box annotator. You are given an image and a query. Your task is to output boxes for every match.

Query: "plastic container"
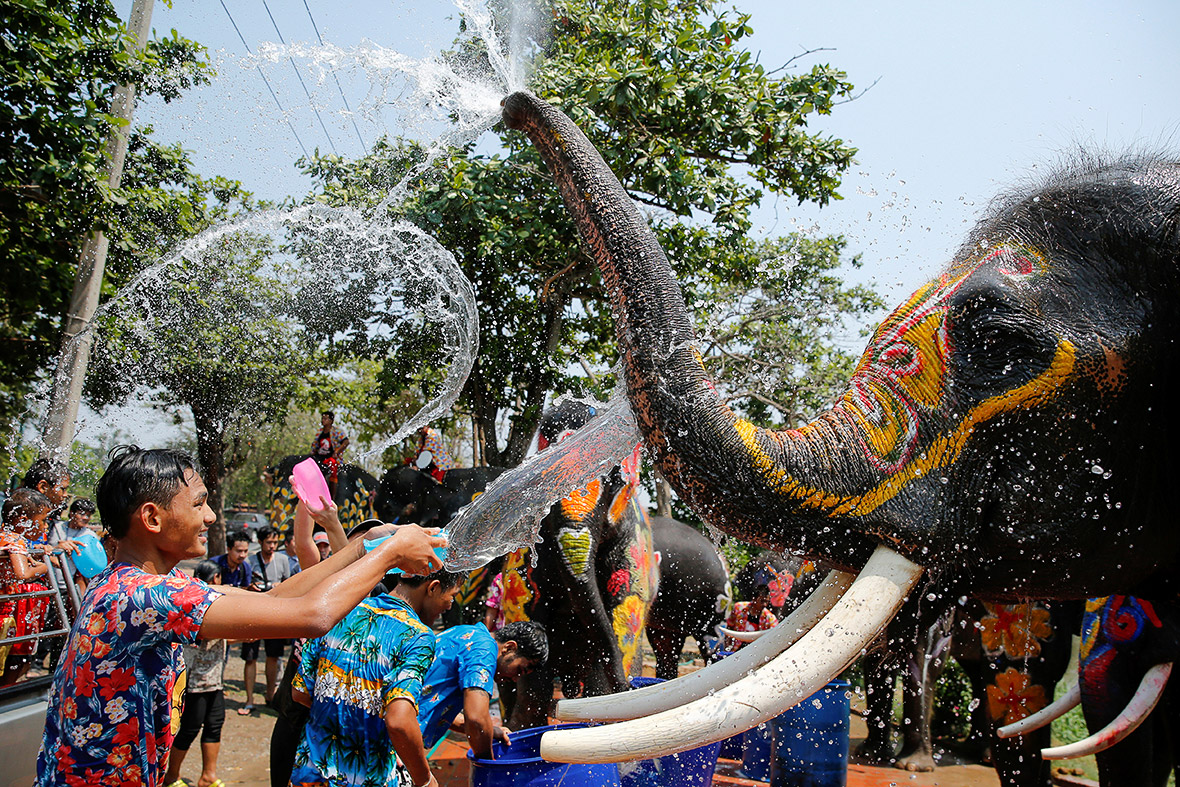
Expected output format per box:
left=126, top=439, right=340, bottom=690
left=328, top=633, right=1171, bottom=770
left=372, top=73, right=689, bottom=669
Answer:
left=70, top=528, right=107, bottom=579
left=769, top=680, right=850, bottom=787
left=362, top=530, right=449, bottom=575
left=618, top=677, right=723, bottom=787
left=290, top=457, right=332, bottom=507
left=740, top=720, right=773, bottom=781
left=468, top=723, right=621, bottom=787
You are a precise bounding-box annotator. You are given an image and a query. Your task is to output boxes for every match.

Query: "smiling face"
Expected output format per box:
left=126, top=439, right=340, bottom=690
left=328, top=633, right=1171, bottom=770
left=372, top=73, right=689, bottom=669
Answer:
left=159, top=470, right=216, bottom=560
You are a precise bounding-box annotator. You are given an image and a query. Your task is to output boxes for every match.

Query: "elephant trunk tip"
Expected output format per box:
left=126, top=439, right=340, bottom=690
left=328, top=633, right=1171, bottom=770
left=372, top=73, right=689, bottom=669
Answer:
left=501, top=91, right=537, bottom=130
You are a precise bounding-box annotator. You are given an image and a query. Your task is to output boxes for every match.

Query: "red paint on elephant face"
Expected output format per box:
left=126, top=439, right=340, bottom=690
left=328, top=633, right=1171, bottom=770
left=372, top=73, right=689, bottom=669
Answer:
left=838, top=245, right=1047, bottom=474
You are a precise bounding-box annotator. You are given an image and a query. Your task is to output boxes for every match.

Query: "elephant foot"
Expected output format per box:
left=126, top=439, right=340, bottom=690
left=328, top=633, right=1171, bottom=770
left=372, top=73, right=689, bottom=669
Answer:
left=892, top=749, right=936, bottom=773
left=852, top=737, right=896, bottom=767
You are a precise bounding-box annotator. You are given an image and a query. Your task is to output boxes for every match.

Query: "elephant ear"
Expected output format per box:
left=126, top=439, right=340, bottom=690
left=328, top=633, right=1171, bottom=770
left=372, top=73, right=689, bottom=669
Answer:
left=444, top=388, right=641, bottom=571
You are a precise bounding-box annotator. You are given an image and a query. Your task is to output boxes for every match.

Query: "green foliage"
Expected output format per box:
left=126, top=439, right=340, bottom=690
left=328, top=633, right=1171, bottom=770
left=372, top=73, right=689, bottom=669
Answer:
left=301, top=0, right=864, bottom=469
left=932, top=657, right=974, bottom=740
left=0, top=0, right=217, bottom=432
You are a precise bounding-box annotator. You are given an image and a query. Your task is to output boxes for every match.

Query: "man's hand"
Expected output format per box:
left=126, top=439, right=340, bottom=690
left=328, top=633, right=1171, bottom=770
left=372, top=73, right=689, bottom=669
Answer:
left=53, top=539, right=81, bottom=555
left=493, top=726, right=512, bottom=746
left=373, top=526, right=445, bottom=575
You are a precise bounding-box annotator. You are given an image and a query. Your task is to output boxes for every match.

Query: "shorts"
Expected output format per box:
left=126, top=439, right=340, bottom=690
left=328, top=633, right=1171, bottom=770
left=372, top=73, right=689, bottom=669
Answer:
left=242, top=638, right=288, bottom=660
left=174, top=689, right=225, bottom=749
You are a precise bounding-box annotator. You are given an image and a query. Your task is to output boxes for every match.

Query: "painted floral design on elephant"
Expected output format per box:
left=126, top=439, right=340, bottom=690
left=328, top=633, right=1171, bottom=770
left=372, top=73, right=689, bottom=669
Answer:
left=986, top=666, right=1048, bottom=725
left=979, top=601, right=1053, bottom=659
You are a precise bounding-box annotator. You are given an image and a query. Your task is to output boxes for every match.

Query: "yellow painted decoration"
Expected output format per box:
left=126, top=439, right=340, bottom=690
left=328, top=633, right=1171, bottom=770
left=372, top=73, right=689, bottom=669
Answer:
left=611, top=595, right=646, bottom=675
left=557, top=527, right=594, bottom=576
left=736, top=338, right=1077, bottom=517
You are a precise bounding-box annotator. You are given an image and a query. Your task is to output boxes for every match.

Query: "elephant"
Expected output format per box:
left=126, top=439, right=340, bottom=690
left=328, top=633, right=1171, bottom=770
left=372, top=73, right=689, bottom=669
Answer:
left=498, top=90, right=1180, bottom=768
left=265, top=454, right=378, bottom=534
left=644, top=516, right=731, bottom=681
left=374, top=464, right=508, bottom=528
left=858, top=598, right=1078, bottom=786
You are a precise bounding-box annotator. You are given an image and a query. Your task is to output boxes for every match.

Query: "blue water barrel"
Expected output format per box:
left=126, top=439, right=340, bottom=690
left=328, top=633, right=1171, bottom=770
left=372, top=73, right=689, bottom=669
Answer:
left=618, top=678, right=722, bottom=787
left=740, top=721, right=774, bottom=781
left=769, top=680, right=850, bottom=787
left=468, top=724, right=621, bottom=787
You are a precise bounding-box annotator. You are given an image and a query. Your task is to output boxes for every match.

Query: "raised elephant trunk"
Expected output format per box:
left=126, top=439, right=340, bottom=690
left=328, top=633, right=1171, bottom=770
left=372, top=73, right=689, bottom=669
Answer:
left=501, top=92, right=881, bottom=562
left=503, top=91, right=926, bottom=764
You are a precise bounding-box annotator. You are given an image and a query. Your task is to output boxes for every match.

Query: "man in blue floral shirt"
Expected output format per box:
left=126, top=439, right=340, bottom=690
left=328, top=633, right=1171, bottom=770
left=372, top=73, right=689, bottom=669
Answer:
left=290, top=568, right=464, bottom=787
left=416, top=621, right=548, bottom=758
left=36, top=446, right=445, bottom=787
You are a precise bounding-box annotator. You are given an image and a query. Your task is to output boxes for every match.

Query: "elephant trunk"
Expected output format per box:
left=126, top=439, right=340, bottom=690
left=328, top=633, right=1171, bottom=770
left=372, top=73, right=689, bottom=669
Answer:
left=501, top=91, right=881, bottom=560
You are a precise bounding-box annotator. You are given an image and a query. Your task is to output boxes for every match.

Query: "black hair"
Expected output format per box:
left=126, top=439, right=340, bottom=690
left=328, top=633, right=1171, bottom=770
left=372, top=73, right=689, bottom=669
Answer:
left=69, top=498, right=96, bottom=516
left=2, top=488, right=52, bottom=525
left=321, top=410, right=335, bottom=421
left=22, top=458, right=70, bottom=490
left=495, top=621, right=549, bottom=667
left=394, top=566, right=464, bottom=590
left=94, top=446, right=199, bottom=539
left=194, top=559, right=221, bottom=584
left=226, top=528, right=252, bottom=550
left=257, top=525, right=280, bottom=542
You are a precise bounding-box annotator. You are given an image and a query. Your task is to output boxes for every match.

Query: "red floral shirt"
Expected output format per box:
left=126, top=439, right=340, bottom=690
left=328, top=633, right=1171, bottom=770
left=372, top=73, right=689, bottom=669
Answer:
left=723, top=601, right=778, bottom=651
left=36, top=564, right=221, bottom=787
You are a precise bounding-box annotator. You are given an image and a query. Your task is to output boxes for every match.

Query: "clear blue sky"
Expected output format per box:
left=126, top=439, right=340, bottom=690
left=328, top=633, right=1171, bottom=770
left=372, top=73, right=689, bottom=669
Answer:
left=121, top=0, right=1180, bottom=306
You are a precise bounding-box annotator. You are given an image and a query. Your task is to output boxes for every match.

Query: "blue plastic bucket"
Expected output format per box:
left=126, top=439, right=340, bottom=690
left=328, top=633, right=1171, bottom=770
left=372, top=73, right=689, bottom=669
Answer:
left=740, top=720, right=773, bottom=781
left=618, top=678, right=722, bottom=787
left=467, top=724, right=621, bottom=787
left=71, top=529, right=107, bottom=579
left=769, top=680, right=850, bottom=787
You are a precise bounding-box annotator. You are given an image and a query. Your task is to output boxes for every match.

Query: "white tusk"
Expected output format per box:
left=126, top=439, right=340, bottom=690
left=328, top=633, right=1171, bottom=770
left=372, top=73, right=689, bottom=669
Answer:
left=555, top=570, right=854, bottom=722
left=541, top=545, right=924, bottom=763
left=1042, top=662, right=1172, bottom=760
left=719, top=626, right=768, bottom=642
left=997, top=681, right=1080, bottom=738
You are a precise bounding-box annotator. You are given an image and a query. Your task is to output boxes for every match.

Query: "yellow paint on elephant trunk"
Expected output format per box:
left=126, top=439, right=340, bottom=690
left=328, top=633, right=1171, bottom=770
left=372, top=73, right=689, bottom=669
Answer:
left=734, top=339, right=1077, bottom=518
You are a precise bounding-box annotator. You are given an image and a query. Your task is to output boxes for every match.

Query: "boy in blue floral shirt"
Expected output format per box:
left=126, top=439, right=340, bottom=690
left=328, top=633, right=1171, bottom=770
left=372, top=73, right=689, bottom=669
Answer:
left=36, top=446, right=445, bottom=787
left=290, top=568, right=464, bottom=787
left=416, top=621, right=548, bottom=758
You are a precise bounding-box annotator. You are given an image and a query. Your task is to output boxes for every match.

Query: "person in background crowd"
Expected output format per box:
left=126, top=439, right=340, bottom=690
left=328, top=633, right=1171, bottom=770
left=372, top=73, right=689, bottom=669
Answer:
left=22, top=459, right=71, bottom=521
left=163, top=560, right=227, bottom=787
left=247, top=525, right=292, bottom=709
left=417, top=620, right=549, bottom=758
left=47, top=498, right=101, bottom=598
left=313, top=531, right=331, bottom=562
left=722, top=579, right=778, bottom=652
left=213, top=529, right=252, bottom=591
left=35, top=445, right=445, bottom=787
left=280, top=529, right=301, bottom=575
left=412, top=426, right=456, bottom=483
left=311, top=411, right=349, bottom=498
left=0, top=489, right=56, bottom=686
left=290, top=566, right=463, bottom=787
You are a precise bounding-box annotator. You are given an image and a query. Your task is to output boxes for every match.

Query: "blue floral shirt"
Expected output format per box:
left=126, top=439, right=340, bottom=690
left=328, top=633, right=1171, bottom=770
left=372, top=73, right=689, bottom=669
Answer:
left=36, top=564, right=221, bottom=787
left=290, top=595, right=435, bottom=787
left=416, top=625, right=498, bottom=749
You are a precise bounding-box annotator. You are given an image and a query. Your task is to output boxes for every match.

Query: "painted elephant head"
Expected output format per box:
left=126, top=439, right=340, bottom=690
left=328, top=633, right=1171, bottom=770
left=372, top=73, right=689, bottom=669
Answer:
left=499, top=91, right=1180, bottom=762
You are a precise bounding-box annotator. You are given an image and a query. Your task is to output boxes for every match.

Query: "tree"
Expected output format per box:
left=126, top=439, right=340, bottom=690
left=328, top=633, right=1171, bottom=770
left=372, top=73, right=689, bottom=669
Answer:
left=301, top=0, right=860, bottom=469
left=0, top=0, right=212, bottom=458
left=86, top=229, right=323, bottom=554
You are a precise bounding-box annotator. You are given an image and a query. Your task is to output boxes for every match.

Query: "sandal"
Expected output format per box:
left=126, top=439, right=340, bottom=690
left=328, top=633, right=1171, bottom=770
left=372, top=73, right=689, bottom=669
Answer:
left=164, top=781, right=187, bottom=787
left=205, top=781, right=226, bottom=787
left=236, top=704, right=254, bottom=715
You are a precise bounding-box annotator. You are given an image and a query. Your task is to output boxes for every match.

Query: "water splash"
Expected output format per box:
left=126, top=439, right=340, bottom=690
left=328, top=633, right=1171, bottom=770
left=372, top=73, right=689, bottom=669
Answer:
left=445, top=385, right=642, bottom=571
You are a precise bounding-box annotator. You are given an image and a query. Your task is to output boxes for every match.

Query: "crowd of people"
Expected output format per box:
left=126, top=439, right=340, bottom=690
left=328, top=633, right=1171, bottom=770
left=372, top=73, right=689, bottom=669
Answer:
left=0, top=445, right=550, bottom=787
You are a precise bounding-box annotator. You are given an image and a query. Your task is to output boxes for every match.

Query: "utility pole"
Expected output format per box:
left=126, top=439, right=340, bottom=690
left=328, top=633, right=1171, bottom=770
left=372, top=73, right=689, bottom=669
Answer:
left=42, top=0, right=155, bottom=459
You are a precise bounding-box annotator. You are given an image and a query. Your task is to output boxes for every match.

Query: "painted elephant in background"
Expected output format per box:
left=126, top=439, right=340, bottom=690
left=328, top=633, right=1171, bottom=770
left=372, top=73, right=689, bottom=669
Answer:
left=374, top=465, right=508, bottom=528
left=265, top=454, right=378, bottom=533
left=644, top=516, right=730, bottom=681
left=858, top=598, right=1078, bottom=786
left=502, top=92, right=1180, bottom=767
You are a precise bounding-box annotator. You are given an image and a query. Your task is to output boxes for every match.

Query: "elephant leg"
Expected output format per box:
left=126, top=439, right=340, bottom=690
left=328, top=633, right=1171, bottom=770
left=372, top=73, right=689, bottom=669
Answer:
left=855, top=643, right=898, bottom=765
left=895, top=610, right=953, bottom=772
left=646, top=626, right=685, bottom=682
left=508, top=666, right=556, bottom=731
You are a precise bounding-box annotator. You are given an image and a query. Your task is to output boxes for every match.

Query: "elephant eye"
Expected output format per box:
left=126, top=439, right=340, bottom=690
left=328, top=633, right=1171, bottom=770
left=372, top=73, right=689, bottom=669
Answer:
left=946, top=291, right=1055, bottom=397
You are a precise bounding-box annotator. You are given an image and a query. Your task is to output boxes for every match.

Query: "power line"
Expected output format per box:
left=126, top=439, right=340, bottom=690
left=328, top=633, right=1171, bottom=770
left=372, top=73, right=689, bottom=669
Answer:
left=260, top=0, right=339, bottom=156
left=219, top=0, right=309, bottom=159
left=302, top=0, right=367, bottom=150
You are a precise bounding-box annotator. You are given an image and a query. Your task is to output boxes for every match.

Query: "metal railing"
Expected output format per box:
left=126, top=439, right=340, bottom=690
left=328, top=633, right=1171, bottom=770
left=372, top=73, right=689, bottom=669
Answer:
left=0, top=548, right=83, bottom=654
